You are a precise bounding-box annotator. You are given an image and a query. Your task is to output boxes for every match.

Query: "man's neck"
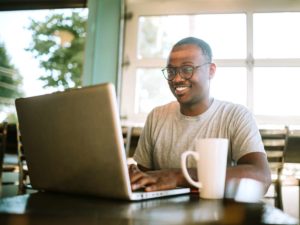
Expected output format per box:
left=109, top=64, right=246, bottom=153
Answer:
left=180, top=98, right=213, bottom=116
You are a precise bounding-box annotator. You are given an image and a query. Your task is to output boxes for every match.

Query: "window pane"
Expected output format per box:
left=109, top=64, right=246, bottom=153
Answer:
left=193, top=14, right=246, bottom=59
left=138, top=14, right=246, bottom=59
left=254, top=13, right=300, bottom=58
left=138, top=16, right=190, bottom=59
left=210, top=67, right=247, bottom=106
left=136, top=68, right=175, bottom=113
left=254, top=68, right=300, bottom=116
left=0, top=9, right=87, bottom=121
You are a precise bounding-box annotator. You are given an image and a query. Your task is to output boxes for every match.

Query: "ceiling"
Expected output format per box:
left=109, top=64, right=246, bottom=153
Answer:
left=0, top=0, right=87, bottom=11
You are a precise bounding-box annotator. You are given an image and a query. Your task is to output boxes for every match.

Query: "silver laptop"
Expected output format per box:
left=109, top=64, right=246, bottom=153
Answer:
left=15, top=83, right=190, bottom=200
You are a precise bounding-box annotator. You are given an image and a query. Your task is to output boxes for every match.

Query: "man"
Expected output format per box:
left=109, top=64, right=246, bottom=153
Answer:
left=129, top=37, right=271, bottom=194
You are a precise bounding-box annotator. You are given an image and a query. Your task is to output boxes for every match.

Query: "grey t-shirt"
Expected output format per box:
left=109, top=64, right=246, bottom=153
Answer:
left=133, top=99, right=265, bottom=169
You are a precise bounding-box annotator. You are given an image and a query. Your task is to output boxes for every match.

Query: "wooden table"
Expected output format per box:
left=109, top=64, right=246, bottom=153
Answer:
left=0, top=192, right=298, bottom=225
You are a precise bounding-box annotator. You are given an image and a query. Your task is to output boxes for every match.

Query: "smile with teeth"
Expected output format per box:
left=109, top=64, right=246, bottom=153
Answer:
left=174, top=85, right=190, bottom=95
left=176, top=87, right=188, bottom=91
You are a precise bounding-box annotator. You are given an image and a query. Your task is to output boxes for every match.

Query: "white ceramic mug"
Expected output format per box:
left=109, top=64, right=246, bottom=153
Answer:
left=181, top=138, right=229, bottom=199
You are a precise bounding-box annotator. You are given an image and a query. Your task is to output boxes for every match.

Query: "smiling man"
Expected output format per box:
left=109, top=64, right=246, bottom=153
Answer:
left=129, top=37, right=271, bottom=194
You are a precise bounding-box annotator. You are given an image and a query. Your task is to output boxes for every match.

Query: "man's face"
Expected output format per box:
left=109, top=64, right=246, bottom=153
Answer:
left=167, top=44, right=215, bottom=107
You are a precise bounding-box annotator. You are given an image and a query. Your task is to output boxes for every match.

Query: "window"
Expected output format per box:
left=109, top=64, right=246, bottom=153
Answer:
left=253, top=12, right=300, bottom=123
left=253, top=68, right=300, bottom=116
left=253, top=13, right=300, bottom=58
left=136, top=68, right=174, bottom=113
left=121, top=2, right=300, bottom=125
left=0, top=8, right=88, bottom=122
left=210, top=67, right=247, bottom=106
left=122, top=13, right=247, bottom=121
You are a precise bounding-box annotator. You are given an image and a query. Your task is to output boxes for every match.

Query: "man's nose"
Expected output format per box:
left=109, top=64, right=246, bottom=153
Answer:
left=172, top=70, right=184, bottom=82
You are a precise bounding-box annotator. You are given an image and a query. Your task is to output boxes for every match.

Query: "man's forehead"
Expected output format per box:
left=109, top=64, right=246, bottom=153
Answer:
left=168, top=45, right=205, bottom=62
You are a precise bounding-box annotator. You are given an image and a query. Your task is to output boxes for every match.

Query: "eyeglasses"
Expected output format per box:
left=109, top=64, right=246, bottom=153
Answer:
left=161, top=63, right=210, bottom=81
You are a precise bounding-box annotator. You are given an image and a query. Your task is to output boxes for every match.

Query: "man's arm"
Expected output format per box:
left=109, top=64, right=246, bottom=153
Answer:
left=226, top=152, right=272, bottom=193
left=129, top=152, right=271, bottom=193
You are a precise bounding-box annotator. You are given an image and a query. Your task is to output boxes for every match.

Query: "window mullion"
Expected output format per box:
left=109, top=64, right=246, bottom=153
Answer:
left=247, top=12, right=254, bottom=112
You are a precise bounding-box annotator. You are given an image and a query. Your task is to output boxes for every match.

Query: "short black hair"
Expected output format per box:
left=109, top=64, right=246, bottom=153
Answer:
left=172, top=37, right=212, bottom=62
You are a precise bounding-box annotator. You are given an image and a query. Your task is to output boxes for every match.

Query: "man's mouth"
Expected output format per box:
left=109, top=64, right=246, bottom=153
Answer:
left=174, top=85, right=191, bottom=95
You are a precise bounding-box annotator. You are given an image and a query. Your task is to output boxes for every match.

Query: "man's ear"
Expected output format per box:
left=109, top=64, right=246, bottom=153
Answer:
left=209, top=63, right=216, bottom=80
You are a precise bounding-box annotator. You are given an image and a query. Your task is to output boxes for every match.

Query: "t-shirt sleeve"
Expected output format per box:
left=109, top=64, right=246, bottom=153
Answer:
left=133, top=110, right=155, bottom=169
left=231, top=106, right=265, bottom=162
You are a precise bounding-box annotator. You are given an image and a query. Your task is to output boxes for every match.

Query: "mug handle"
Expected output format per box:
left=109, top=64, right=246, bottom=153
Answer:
left=181, top=151, right=202, bottom=189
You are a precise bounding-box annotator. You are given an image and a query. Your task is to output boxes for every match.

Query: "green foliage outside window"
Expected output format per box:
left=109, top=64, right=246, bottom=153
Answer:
left=0, top=42, right=23, bottom=106
left=26, top=11, right=87, bottom=90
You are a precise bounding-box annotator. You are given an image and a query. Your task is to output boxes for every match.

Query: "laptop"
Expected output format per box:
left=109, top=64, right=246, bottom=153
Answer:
left=15, top=83, right=190, bottom=200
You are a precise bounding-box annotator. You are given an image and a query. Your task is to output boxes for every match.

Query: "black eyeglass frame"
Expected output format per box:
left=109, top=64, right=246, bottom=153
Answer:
left=161, top=62, right=211, bottom=81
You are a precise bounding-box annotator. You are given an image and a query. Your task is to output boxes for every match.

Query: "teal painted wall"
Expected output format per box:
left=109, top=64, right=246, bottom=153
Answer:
left=83, top=0, right=122, bottom=88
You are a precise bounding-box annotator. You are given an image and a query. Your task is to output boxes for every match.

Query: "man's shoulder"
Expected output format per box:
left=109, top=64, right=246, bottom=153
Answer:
left=212, top=99, right=256, bottom=127
left=145, top=101, right=179, bottom=125
left=143, top=101, right=179, bottom=133
left=151, top=101, right=179, bottom=114
left=214, top=99, right=250, bottom=114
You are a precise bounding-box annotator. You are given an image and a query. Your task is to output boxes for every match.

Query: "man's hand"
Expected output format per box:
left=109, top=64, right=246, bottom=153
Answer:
left=128, top=164, right=184, bottom=192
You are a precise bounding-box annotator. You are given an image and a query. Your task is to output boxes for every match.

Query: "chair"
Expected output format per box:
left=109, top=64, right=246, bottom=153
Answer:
left=260, top=126, right=288, bottom=209
left=16, top=124, right=31, bottom=195
left=0, top=122, right=8, bottom=185
left=281, top=129, right=300, bottom=183
left=283, top=129, right=300, bottom=164
left=278, top=128, right=300, bottom=218
left=122, top=125, right=142, bottom=158
left=122, top=125, right=133, bottom=157
left=0, top=122, right=19, bottom=197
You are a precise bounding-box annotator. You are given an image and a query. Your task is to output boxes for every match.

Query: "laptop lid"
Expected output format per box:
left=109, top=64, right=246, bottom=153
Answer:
left=16, top=83, right=133, bottom=199
left=15, top=83, right=190, bottom=200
